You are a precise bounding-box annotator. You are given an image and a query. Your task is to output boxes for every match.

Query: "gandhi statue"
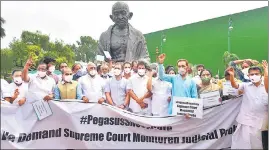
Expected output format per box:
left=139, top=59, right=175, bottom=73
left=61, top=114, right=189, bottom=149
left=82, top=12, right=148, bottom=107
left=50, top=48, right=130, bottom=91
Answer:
left=97, top=2, right=150, bottom=63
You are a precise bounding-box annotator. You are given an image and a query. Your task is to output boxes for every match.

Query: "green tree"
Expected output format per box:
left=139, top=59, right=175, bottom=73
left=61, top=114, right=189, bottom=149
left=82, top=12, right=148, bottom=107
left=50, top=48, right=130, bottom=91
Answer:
left=1, top=17, right=6, bottom=38
left=21, top=30, right=50, bottom=51
left=1, top=48, right=14, bottom=76
left=75, top=36, right=98, bottom=62
left=223, top=51, right=239, bottom=68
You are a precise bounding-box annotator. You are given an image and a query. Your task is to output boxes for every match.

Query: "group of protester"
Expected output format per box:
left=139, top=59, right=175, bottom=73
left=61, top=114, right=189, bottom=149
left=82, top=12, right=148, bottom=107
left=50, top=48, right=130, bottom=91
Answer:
left=0, top=54, right=268, bottom=149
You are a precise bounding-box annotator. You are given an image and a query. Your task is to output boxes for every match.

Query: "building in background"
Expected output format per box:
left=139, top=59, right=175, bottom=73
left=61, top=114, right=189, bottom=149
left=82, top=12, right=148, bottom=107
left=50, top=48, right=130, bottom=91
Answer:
left=144, top=6, right=268, bottom=77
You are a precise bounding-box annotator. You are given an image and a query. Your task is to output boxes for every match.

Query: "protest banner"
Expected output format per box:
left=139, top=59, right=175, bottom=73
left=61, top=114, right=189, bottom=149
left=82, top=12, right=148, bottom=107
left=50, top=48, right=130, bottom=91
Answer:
left=1, top=98, right=242, bottom=149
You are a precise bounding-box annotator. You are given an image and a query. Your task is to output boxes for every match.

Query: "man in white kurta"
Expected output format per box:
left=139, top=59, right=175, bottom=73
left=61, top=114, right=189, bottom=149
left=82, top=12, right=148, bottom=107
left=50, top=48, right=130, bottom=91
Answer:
left=127, top=61, right=152, bottom=115
left=228, top=66, right=268, bottom=149
left=147, top=64, right=172, bottom=116
left=8, top=70, right=28, bottom=106
left=1, top=79, right=11, bottom=104
left=78, top=62, right=106, bottom=103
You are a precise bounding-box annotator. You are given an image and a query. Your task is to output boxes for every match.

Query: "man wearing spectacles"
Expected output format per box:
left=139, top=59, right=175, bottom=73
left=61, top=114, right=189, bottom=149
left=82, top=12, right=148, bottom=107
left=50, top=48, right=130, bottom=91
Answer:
left=54, top=67, right=85, bottom=100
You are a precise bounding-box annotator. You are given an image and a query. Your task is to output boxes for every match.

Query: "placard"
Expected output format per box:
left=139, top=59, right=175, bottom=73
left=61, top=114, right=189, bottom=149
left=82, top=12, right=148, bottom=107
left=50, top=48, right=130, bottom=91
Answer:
left=32, top=100, right=53, bottom=120
left=173, top=97, right=203, bottom=119
left=96, top=55, right=105, bottom=61
left=223, top=82, right=238, bottom=96
left=200, top=90, right=221, bottom=108
left=103, top=51, right=112, bottom=59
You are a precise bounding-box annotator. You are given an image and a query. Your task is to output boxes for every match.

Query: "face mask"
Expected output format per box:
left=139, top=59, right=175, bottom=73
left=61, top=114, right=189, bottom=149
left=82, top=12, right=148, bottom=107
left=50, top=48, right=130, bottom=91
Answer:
left=197, top=71, right=201, bottom=76
left=14, top=77, right=23, bottom=84
left=201, top=77, right=211, bottom=84
left=49, top=66, right=55, bottom=73
left=64, top=75, right=73, bottom=82
left=249, top=75, right=261, bottom=83
left=89, top=70, right=97, bottom=76
left=113, top=69, right=121, bottom=76
left=38, top=71, right=46, bottom=78
left=124, top=68, right=131, bottom=74
left=138, top=69, right=146, bottom=76
left=178, top=68, right=186, bottom=75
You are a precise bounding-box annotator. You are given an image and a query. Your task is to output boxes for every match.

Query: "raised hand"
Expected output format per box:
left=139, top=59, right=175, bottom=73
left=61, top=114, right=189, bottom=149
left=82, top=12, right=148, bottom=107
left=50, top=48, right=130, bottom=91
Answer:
left=25, top=55, right=33, bottom=68
left=158, top=53, right=166, bottom=64
left=227, top=67, right=235, bottom=76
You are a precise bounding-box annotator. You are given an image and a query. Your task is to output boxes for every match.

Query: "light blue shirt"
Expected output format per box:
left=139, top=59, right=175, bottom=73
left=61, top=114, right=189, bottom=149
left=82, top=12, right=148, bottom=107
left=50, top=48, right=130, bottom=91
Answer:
left=158, top=64, right=198, bottom=114
left=54, top=81, right=83, bottom=100
left=104, top=77, right=128, bottom=106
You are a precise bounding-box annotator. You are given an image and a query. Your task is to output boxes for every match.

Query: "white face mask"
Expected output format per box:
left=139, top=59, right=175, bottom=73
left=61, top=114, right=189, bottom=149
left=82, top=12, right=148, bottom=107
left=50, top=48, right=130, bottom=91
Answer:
left=64, top=75, right=73, bottom=82
left=197, top=71, right=201, bottom=76
left=138, top=69, right=146, bottom=76
left=38, top=71, right=47, bottom=78
left=124, top=68, right=131, bottom=74
left=178, top=68, right=186, bottom=75
left=49, top=66, right=55, bottom=73
left=14, top=77, right=23, bottom=84
left=249, top=75, right=261, bottom=83
left=113, top=69, right=121, bottom=76
left=89, top=70, right=97, bottom=76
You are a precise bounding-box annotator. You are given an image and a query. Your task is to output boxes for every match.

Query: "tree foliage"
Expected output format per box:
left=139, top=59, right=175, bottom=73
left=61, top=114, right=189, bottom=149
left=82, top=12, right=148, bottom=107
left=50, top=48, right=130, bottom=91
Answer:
left=223, top=51, right=239, bottom=68
left=75, top=36, right=98, bottom=63
left=1, top=17, right=6, bottom=38
left=1, top=31, right=98, bottom=78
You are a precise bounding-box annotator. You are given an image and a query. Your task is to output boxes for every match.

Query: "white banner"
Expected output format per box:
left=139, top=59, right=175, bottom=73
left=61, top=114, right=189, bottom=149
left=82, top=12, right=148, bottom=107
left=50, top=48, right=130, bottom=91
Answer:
left=1, top=98, right=242, bottom=149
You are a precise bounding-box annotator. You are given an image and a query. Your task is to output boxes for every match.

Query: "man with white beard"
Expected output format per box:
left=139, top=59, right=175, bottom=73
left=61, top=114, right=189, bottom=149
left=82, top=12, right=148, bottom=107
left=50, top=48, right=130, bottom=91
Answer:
left=147, top=63, right=172, bottom=116
left=78, top=62, right=106, bottom=104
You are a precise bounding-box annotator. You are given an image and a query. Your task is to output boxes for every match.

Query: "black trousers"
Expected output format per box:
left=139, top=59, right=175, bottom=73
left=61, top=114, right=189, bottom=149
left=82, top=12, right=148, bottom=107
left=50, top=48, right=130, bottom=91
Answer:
left=262, top=130, right=268, bottom=150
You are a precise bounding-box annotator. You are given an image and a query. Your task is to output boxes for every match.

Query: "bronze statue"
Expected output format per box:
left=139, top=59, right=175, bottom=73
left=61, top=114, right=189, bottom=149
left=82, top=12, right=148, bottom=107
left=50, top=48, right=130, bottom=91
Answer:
left=97, top=1, right=150, bottom=63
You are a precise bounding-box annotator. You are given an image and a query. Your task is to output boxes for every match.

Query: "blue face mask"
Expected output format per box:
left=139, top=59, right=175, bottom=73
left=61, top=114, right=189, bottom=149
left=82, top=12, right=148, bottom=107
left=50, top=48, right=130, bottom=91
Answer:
left=73, top=69, right=85, bottom=80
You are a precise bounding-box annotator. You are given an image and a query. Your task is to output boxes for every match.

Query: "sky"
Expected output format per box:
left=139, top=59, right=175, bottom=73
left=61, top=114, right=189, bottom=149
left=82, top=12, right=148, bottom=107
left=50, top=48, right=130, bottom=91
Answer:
left=1, top=1, right=267, bottom=49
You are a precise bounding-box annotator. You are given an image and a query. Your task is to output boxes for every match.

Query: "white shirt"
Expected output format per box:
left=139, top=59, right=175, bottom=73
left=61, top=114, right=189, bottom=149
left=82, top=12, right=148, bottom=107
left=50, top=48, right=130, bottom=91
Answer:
left=127, top=74, right=151, bottom=113
left=78, top=74, right=106, bottom=102
left=151, top=78, right=172, bottom=116
left=8, top=82, right=28, bottom=105
left=236, top=81, right=268, bottom=129
left=1, top=79, right=11, bottom=100
left=26, top=74, right=56, bottom=103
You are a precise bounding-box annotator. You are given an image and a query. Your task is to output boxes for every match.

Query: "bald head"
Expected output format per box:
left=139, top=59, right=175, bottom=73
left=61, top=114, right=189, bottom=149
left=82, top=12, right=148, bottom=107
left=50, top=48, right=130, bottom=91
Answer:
left=110, top=1, right=133, bottom=29
left=62, top=67, right=72, bottom=76
left=112, top=2, right=129, bottom=13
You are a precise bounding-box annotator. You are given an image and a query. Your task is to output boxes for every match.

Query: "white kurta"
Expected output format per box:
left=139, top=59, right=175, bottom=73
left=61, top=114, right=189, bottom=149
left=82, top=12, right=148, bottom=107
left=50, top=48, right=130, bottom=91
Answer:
left=151, top=78, right=172, bottom=116
left=8, top=82, right=28, bottom=106
left=78, top=74, right=106, bottom=102
left=231, top=81, right=268, bottom=149
left=1, top=79, right=10, bottom=100
left=26, top=74, right=56, bottom=103
left=127, top=74, right=151, bottom=115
